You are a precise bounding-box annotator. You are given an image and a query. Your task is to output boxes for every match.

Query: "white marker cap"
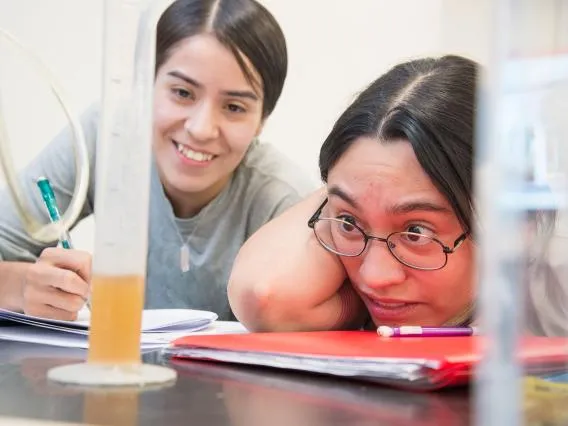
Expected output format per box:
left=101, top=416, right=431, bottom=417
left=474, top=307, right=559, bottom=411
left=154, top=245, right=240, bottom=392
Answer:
left=377, top=326, right=394, bottom=337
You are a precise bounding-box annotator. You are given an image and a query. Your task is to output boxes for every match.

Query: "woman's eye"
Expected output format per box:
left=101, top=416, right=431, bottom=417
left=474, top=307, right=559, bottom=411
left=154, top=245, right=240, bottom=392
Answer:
left=337, top=215, right=357, bottom=232
left=226, top=103, right=246, bottom=113
left=407, top=225, right=427, bottom=234
left=172, top=88, right=193, bottom=99
left=405, top=225, right=435, bottom=241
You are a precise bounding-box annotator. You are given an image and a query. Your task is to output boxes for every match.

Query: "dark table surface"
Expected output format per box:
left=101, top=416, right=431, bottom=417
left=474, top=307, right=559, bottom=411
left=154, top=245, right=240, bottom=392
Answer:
left=5, top=339, right=566, bottom=426
left=0, top=340, right=475, bottom=426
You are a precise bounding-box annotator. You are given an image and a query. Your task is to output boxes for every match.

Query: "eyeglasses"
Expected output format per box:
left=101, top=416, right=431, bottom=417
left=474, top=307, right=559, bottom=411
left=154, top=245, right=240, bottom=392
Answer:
left=307, top=198, right=469, bottom=271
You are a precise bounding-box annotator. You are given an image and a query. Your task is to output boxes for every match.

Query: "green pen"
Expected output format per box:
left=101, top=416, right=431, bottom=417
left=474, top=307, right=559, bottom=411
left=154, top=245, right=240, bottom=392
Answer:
left=37, top=177, right=90, bottom=311
left=36, top=177, right=73, bottom=249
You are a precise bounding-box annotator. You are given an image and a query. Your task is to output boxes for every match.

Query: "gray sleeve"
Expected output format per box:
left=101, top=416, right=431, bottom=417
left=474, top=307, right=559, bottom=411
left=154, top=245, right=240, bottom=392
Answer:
left=0, top=104, right=99, bottom=261
left=245, top=179, right=312, bottom=239
left=526, top=262, right=568, bottom=337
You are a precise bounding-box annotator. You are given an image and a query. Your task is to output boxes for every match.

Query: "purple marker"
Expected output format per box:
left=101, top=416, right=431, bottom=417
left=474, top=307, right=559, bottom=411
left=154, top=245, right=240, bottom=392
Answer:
left=377, top=325, right=479, bottom=337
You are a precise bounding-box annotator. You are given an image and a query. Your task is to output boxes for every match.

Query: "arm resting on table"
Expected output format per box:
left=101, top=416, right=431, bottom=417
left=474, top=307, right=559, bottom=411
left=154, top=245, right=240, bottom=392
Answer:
left=228, top=188, right=367, bottom=332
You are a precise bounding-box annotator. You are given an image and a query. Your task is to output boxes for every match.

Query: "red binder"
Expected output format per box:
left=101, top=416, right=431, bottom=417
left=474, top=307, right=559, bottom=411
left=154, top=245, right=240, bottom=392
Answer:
left=168, top=331, right=568, bottom=391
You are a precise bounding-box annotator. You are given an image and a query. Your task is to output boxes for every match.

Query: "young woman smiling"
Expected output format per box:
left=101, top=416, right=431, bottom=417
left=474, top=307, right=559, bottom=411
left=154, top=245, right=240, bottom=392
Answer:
left=0, top=0, right=314, bottom=321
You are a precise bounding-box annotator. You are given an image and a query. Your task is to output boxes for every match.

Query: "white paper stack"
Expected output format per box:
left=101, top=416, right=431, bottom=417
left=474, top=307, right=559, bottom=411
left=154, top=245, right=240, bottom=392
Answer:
left=0, top=308, right=219, bottom=350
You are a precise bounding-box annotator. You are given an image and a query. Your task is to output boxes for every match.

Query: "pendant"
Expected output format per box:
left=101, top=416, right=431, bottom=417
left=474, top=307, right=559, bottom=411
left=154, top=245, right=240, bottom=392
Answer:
left=180, top=244, right=190, bottom=273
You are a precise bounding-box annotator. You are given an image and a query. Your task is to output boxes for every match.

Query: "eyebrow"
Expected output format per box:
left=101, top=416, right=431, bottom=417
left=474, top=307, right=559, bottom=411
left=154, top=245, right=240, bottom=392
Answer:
left=387, top=201, right=452, bottom=215
left=328, top=185, right=451, bottom=215
left=327, top=185, right=361, bottom=210
left=166, top=70, right=259, bottom=101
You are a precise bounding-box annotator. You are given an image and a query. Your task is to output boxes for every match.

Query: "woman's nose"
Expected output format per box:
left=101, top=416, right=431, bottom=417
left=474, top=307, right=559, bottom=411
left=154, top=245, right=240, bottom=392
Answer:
left=184, top=103, right=220, bottom=141
left=358, top=241, right=406, bottom=290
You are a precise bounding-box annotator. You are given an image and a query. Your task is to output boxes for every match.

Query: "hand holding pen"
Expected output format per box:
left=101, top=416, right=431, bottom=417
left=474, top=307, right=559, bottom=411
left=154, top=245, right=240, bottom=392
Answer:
left=17, top=177, right=91, bottom=320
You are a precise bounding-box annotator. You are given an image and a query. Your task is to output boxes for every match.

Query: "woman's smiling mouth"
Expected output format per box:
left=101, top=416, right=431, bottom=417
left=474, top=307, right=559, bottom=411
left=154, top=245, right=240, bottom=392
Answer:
left=173, top=140, right=216, bottom=163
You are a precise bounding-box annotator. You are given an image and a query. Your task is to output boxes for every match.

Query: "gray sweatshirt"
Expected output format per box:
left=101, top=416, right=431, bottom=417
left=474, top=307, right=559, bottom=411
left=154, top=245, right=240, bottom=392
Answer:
left=0, top=104, right=316, bottom=320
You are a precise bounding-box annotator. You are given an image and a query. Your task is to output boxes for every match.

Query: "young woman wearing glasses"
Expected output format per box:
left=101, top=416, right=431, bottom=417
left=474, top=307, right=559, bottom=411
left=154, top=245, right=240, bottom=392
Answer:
left=228, top=55, right=478, bottom=331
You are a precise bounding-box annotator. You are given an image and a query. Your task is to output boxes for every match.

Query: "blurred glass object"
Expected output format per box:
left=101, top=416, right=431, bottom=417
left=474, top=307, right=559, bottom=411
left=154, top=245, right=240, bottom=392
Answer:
left=474, top=1, right=568, bottom=425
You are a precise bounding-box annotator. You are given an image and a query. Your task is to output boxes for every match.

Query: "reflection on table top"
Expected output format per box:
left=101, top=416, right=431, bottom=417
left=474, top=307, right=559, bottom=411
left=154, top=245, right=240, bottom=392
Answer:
left=0, top=341, right=471, bottom=426
left=3, top=340, right=568, bottom=425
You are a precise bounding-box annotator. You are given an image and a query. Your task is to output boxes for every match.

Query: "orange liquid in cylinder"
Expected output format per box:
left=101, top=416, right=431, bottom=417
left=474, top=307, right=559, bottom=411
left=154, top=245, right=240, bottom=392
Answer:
left=83, top=390, right=139, bottom=426
left=87, top=275, right=145, bottom=364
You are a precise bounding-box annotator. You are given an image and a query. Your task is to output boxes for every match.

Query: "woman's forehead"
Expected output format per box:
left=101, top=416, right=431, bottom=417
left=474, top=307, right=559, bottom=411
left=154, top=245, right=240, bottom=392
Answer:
left=162, top=34, right=261, bottom=94
left=327, top=137, right=448, bottom=208
left=328, top=137, right=427, bottom=186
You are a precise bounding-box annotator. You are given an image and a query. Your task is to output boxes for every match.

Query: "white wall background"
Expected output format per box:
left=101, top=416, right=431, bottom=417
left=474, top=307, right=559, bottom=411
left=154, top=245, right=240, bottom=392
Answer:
left=0, top=0, right=495, bottom=253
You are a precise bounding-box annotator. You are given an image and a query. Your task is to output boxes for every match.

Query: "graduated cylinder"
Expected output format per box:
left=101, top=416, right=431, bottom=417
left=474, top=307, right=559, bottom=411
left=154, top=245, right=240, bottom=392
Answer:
left=87, top=275, right=145, bottom=364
